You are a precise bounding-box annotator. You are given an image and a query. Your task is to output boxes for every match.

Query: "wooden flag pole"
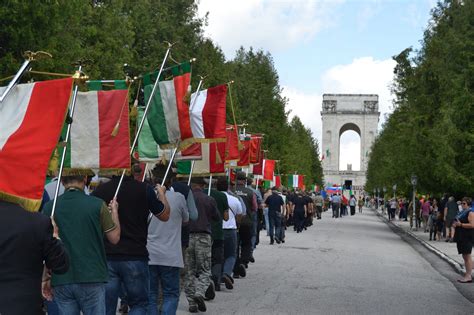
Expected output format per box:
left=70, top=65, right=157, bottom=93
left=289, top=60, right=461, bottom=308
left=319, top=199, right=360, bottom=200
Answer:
left=114, top=43, right=174, bottom=199
left=50, top=64, right=85, bottom=218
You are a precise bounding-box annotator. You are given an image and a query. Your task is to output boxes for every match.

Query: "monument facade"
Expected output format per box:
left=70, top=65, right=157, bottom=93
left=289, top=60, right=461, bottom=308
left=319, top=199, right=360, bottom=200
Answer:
left=321, top=94, right=380, bottom=194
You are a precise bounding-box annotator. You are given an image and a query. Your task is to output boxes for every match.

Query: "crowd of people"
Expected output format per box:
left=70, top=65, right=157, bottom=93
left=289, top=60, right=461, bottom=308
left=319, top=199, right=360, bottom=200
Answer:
left=0, top=162, right=323, bottom=315
left=371, top=194, right=474, bottom=284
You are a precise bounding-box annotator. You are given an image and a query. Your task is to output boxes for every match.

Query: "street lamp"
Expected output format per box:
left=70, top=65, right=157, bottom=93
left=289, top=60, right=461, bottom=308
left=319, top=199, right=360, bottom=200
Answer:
left=376, top=188, right=379, bottom=209
left=383, top=187, right=387, bottom=213
left=393, top=184, right=397, bottom=200
left=411, top=175, right=417, bottom=230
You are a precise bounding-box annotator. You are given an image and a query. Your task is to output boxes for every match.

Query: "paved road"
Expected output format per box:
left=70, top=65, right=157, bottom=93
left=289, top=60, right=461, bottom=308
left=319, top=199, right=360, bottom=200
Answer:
left=176, top=209, right=473, bottom=314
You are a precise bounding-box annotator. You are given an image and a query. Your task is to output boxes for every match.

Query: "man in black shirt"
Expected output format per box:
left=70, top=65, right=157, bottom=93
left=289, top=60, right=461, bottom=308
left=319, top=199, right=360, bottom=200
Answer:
left=292, top=191, right=308, bottom=233
left=265, top=187, right=285, bottom=244
left=92, top=163, right=170, bottom=315
left=0, top=200, right=69, bottom=315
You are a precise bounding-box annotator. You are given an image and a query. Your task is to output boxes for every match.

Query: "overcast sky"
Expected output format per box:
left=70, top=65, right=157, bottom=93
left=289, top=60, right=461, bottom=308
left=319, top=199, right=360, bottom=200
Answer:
left=197, top=0, right=436, bottom=170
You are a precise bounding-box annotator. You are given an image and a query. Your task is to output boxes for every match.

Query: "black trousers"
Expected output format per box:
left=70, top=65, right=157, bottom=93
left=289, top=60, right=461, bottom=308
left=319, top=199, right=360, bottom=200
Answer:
left=234, top=223, right=252, bottom=272
left=294, top=211, right=305, bottom=232
left=211, top=239, right=224, bottom=285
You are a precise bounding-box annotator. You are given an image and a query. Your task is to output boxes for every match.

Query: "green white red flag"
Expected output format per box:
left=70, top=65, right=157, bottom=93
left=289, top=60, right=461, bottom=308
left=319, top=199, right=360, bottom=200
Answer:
left=64, top=88, right=131, bottom=173
left=137, top=108, right=201, bottom=162
left=145, top=62, right=193, bottom=149
left=288, top=174, right=304, bottom=189
left=0, top=78, right=73, bottom=211
left=177, top=142, right=226, bottom=176
left=189, top=84, right=227, bottom=142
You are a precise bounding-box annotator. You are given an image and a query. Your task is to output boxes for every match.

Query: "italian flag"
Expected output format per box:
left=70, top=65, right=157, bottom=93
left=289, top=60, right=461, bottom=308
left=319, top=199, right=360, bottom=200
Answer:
left=288, top=174, right=304, bottom=189
left=189, top=84, right=227, bottom=141
left=0, top=78, right=73, bottom=211
left=137, top=108, right=201, bottom=162
left=64, top=88, right=131, bottom=172
left=177, top=142, right=226, bottom=176
left=145, top=62, right=193, bottom=149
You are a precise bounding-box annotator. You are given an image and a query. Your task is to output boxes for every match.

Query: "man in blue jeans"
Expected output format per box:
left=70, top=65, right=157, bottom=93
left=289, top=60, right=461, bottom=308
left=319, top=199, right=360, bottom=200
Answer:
left=147, top=165, right=189, bottom=315
left=42, top=175, right=120, bottom=315
left=265, top=187, right=285, bottom=244
left=93, top=164, right=170, bottom=315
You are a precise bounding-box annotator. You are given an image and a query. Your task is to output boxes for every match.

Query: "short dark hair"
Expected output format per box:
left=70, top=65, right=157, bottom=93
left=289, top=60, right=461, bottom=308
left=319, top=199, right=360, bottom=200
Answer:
left=462, top=197, right=472, bottom=205
left=216, top=177, right=228, bottom=192
left=61, top=175, right=85, bottom=185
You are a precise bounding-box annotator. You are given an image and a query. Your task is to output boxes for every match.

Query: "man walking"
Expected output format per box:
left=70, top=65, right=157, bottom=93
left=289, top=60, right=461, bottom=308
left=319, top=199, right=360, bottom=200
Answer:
left=0, top=198, right=69, bottom=315
left=220, top=178, right=243, bottom=290
left=42, top=175, right=120, bottom=315
left=147, top=165, right=189, bottom=315
left=265, top=187, right=285, bottom=244
left=332, top=193, right=341, bottom=218
left=93, top=164, right=170, bottom=315
left=184, top=177, right=220, bottom=313
left=314, top=193, right=324, bottom=220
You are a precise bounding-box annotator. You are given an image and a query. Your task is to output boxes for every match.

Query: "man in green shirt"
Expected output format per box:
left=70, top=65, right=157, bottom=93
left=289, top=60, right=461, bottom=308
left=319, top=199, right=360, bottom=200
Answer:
left=42, top=175, right=120, bottom=315
left=207, top=177, right=229, bottom=297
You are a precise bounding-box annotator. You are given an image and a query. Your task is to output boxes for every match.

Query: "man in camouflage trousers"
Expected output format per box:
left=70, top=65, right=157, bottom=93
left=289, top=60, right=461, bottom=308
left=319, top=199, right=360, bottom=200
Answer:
left=184, top=177, right=220, bottom=313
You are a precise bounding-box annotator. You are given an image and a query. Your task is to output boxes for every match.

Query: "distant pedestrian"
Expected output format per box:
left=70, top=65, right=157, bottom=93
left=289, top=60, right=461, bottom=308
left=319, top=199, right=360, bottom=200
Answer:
left=332, top=194, right=341, bottom=218
left=357, top=196, right=364, bottom=213
left=444, top=196, right=458, bottom=242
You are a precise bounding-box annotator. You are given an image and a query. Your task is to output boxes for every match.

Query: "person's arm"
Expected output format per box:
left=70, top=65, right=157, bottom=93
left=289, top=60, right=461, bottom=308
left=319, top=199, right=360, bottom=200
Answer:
left=304, top=204, right=308, bottom=217
left=102, top=199, right=120, bottom=245
left=181, top=196, right=190, bottom=224
left=252, top=193, right=258, bottom=212
left=147, top=185, right=170, bottom=221
left=41, top=216, right=69, bottom=301
left=223, top=209, right=229, bottom=221
left=187, top=190, right=199, bottom=221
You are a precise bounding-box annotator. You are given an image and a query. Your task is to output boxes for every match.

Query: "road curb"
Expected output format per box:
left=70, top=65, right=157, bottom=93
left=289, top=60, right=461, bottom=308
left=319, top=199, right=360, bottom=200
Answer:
left=372, top=208, right=465, bottom=275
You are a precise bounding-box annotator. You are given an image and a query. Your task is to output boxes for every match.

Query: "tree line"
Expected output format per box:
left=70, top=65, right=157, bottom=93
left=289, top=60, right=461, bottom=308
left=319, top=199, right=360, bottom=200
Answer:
left=366, top=0, right=473, bottom=198
left=0, top=0, right=323, bottom=187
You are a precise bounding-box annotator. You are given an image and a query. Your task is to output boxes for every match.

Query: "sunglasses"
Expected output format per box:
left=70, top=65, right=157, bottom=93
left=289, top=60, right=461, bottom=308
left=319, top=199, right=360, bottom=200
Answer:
left=462, top=202, right=468, bottom=205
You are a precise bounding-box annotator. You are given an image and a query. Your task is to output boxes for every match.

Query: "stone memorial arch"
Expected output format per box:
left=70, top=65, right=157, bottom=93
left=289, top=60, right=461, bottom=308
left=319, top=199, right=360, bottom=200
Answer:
left=321, top=94, right=380, bottom=194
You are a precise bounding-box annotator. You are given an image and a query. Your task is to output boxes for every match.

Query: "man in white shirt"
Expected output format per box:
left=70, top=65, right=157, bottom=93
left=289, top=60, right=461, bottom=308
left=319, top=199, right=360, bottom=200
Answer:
left=219, top=179, right=242, bottom=290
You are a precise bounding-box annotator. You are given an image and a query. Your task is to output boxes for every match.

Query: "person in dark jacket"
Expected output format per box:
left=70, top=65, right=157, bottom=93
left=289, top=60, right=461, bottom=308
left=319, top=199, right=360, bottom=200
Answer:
left=0, top=200, right=69, bottom=315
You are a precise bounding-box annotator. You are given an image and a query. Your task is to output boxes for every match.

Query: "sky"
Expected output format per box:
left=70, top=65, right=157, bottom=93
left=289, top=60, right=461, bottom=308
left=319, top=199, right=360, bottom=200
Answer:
left=197, top=0, right=437, bottom=170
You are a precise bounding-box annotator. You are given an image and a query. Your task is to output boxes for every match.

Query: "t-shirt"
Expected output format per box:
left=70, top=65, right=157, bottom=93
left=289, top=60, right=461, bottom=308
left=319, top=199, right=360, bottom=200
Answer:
left=209, top=189, right=229, bottom=241
left=147, top=190, right=188, bottom=268
left=42, top=189, right=114, bottom=286
left=292, top=195, right=307, bottom=213
left=332, top=195, right=341, bottom=204
left=190, top=189, right=220, bottom=234
left=314, top=195, right=324, bottom=207
left=349, top=197, right=357, bottom=207
left=92, top=176, right=164, bottom=260
left=223, top=192, right=243, bottom=229
left=265, top=192, right=284, bottom=215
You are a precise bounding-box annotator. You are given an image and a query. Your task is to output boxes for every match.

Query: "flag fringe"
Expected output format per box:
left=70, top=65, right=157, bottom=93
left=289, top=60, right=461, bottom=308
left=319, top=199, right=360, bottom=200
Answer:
left=176, top=172, right=226, bottom=178
left=0, top=190, right=41, bottom=212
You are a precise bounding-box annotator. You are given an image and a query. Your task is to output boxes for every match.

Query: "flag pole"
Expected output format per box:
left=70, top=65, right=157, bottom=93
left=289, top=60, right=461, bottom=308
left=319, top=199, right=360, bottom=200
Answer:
left=0, top=51, right=52, bottom=103
left=187, top=160, right=195, bottom=186
left=114, top=42, right=174, bottom=199
left=208, top=174, right=213, bottom=196
left=142, top=163, right=149, bottom=182
left=50, top=64, right=85, bottom=217
left=161, top=143, right=179, bottom=186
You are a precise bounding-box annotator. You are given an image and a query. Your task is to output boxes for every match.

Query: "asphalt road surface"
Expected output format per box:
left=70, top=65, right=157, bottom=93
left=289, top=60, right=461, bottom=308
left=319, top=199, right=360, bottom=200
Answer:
left=176, top=209, right=474, bottom=314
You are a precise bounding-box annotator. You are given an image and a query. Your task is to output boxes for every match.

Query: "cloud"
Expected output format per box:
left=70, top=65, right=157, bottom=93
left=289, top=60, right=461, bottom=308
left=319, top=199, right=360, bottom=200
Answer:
left=198, top=0, right=343, bottom=58
left=282, top=86, right=322, bottom=142
left=321, top=56, right=396, bottom=124
left=283, top=56, right=395, bottom=166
